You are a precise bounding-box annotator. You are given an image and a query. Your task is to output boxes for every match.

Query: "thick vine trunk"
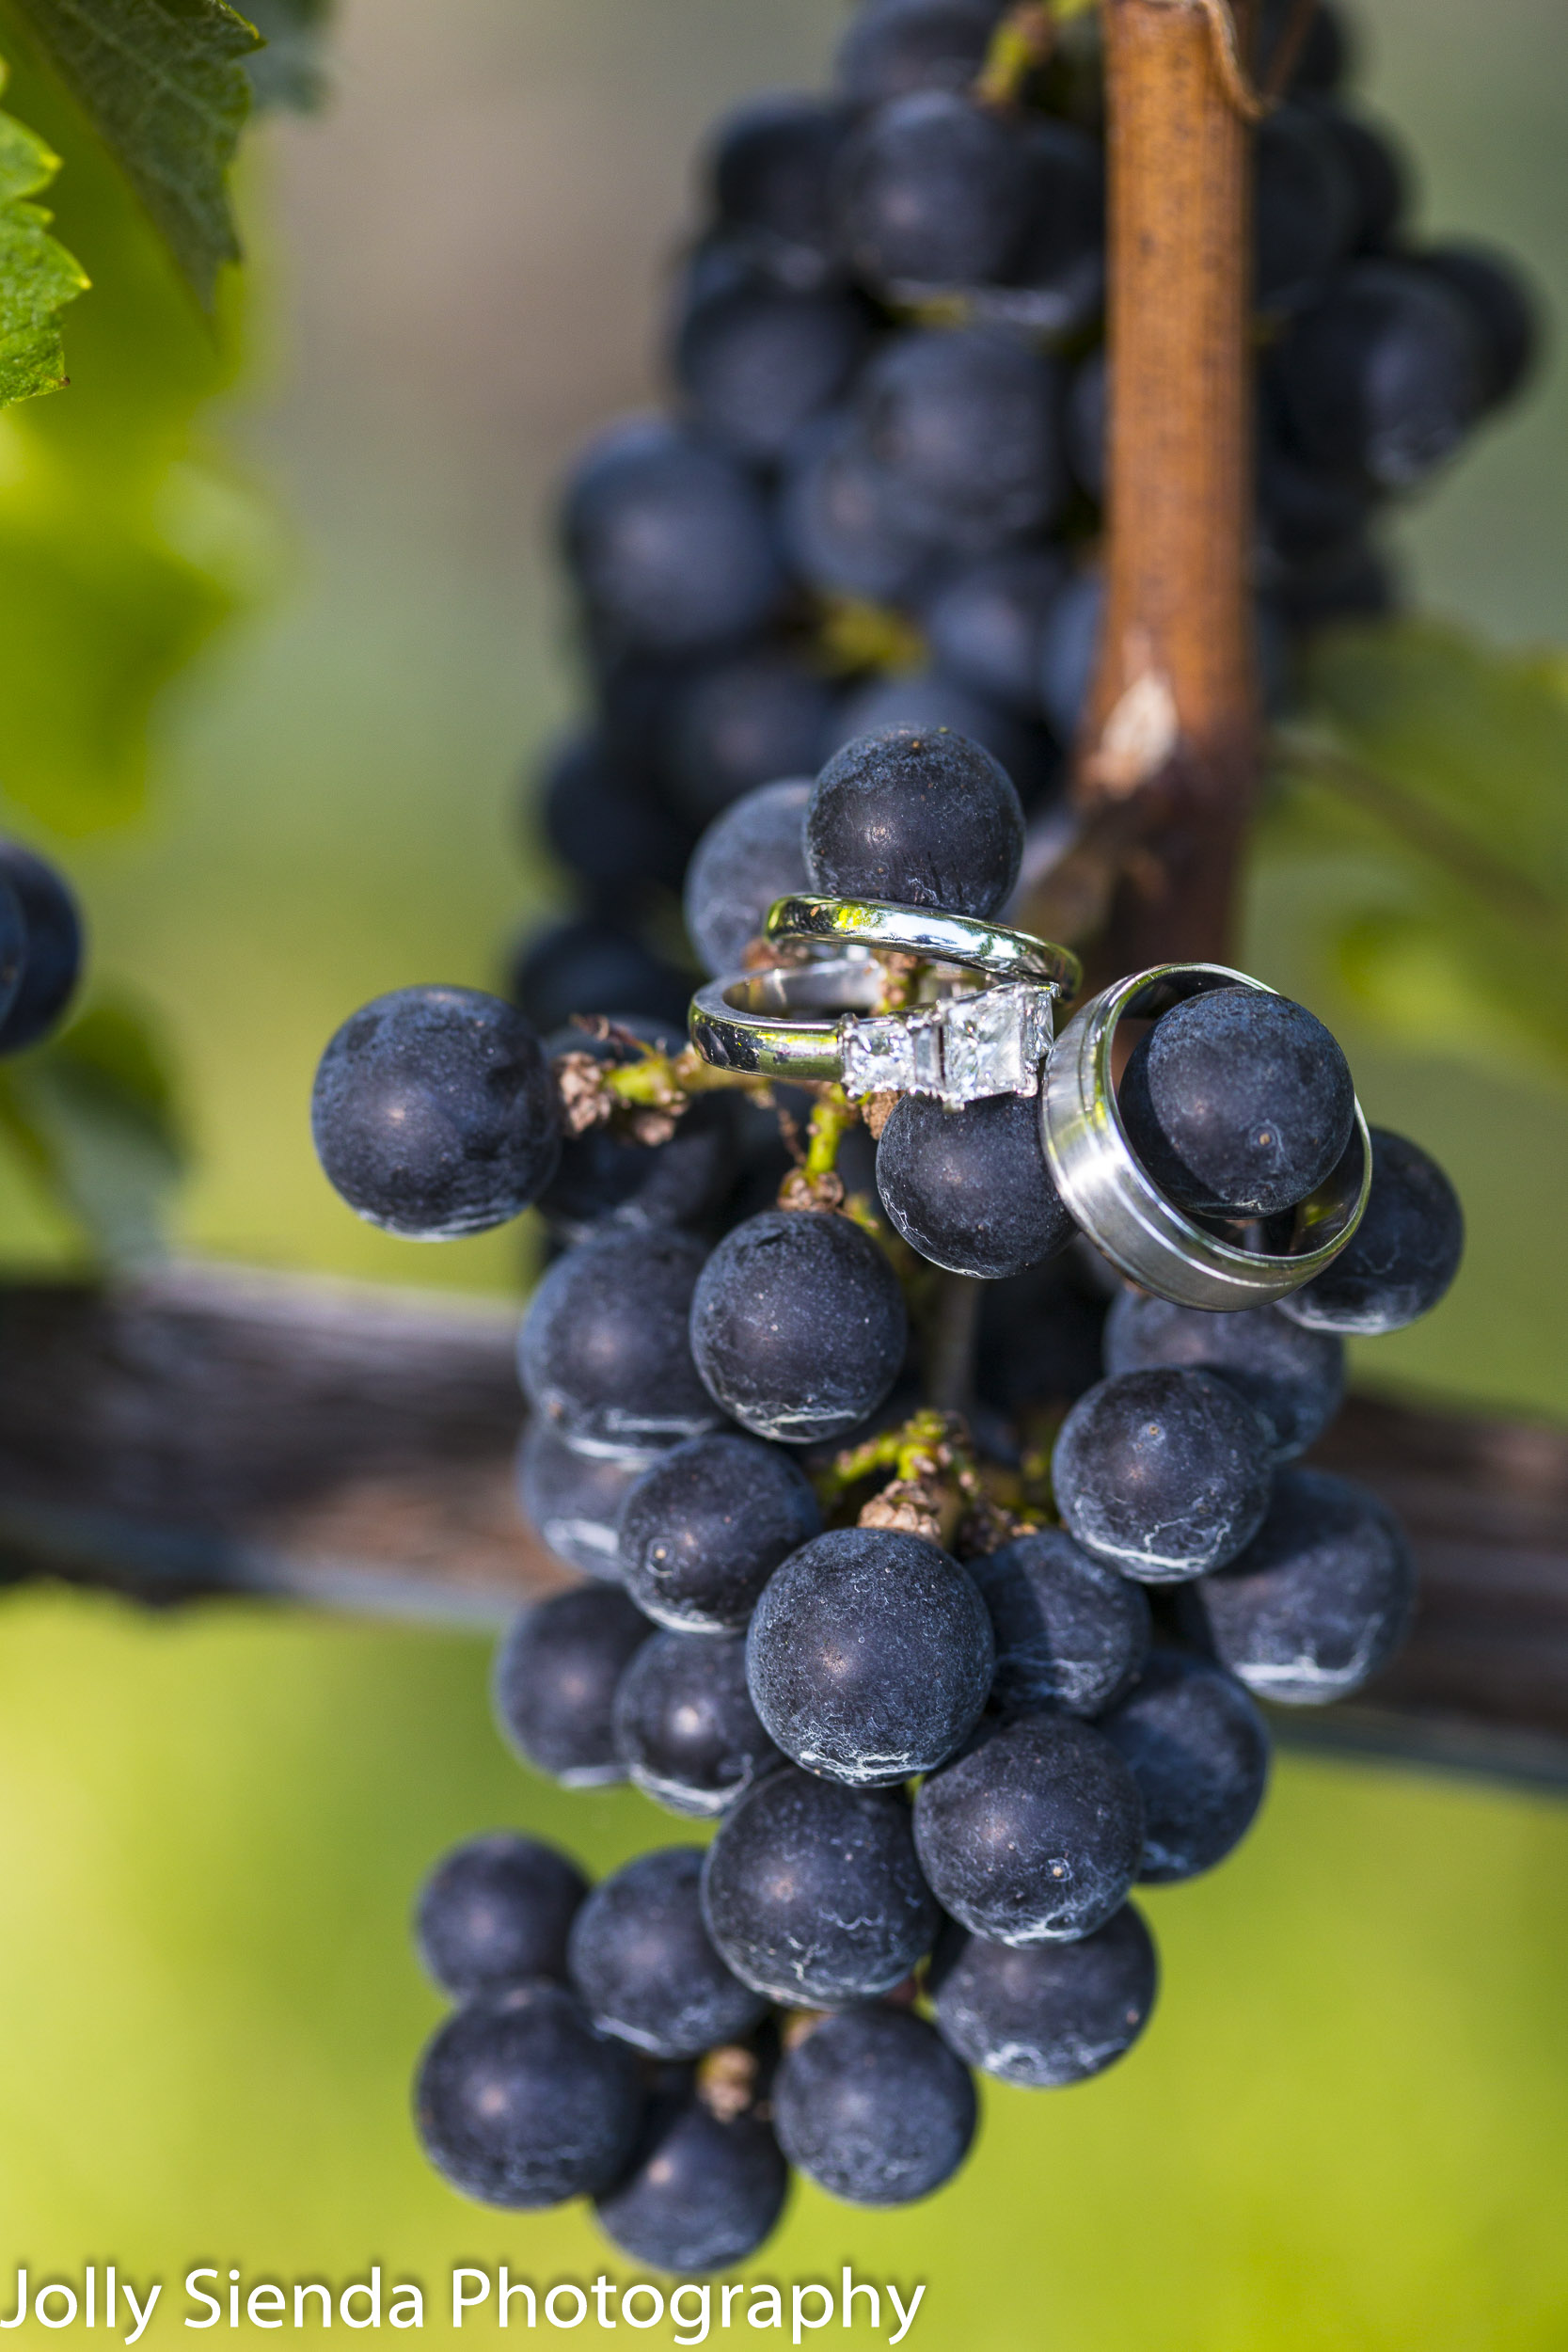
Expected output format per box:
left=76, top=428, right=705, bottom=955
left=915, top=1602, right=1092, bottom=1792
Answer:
left=1073, top=0, right=1259, bottom=977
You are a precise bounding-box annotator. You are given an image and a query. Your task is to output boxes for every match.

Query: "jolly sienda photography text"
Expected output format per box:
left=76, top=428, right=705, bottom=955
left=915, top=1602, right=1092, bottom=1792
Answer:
left=0, top=2269, right=927, bottom=2345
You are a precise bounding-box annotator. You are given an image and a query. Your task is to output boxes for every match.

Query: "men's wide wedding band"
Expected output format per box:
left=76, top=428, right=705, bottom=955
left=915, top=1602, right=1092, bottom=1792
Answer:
left=1039, top=961, right=1373, bottom=1312
left=764, top=894, right=1083, bottom=998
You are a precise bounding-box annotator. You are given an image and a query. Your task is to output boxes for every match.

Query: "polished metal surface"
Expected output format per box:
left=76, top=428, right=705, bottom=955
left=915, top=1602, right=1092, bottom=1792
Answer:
left=765, top=893, right=1083, bottom=997
left=689, top=961, right=1056, bottom=1105
left=1040, top=962, right=1372, bottom=1311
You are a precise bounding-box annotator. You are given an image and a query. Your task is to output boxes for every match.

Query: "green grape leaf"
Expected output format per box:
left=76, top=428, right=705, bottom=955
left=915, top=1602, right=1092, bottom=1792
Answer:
left=1259, top=619, right=1568, bottom=1090
left=241, top=0, right=328, bottom=111
left=0, top=992, right=189, bottom=1266
left=4, top=0, right=261, bottom=308
left=0, top=58, right=87, bottom=403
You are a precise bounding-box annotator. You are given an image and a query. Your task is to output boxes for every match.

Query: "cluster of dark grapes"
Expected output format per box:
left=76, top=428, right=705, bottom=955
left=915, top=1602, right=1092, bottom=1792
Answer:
left=0, top=840, right=84, bottom=1061
left=512, top=0, right=1538, bottom=1040
left=312, top=714, right=1465, bottom=2270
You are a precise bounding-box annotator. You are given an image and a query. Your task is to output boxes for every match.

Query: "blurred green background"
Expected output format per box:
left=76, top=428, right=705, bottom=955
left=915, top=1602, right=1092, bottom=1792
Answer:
left=0, top=0, right=1565, bottom=2344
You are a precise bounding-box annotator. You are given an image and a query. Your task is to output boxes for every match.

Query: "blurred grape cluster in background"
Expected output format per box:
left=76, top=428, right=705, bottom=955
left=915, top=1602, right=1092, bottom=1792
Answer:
left=0, top=0, right=1565, bottom=2344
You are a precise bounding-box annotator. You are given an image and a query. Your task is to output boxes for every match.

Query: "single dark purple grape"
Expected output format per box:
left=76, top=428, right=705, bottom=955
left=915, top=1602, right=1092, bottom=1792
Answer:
left=1271, top=261, right=1486, bottom=491
left=684, top=778, right=812, bottom=979
left=1117, top=987, right=1355, bottom=1219
left=618, top=1430, right=822, bottom=1633
left=311, top=986, right=561, bottom=1239
left=833, top=90, right=1035, bottom=292
left=835, top=0, right=1007, bottom=105
left=666, top=646, right=838, bottom=827
left=567, top=1847, right=769, bottom=2059
left=922, top=547, right=1069, bottom=718
left=1098, top=1650, right=1271, bottom=1882
left=595, top=2074, right=789, bottom=2272
left=518, top=1225, right=721, bottom=1452
left=537, top=729, right=691, bottom=899
left=1102, top=1291, right=1345, bottom=1461
left=828, top=669, right=1058, bottom=812
left=705, top=92, right=850, bottom=278
left=746, top=1527, right=994, bottom=1786
left=493, top=1584, right=655, bottom=1786
left=538, top=1019, right=735, bottom=1242
left=969, top=1527, right=1150, bottom=1718
left=913, top=1713, right=1145, bottom=1945
left=855, top=326, right=1066, bottom=551
left=509, top=916, right=693, bottom=1036
left=561, top=417, right=784, bottom=658
left=876, top=1090, right=1075, bottom=1279
left=515, top=1421, right=654, bottom=1580
left=1253, top=103, right=1359, bottom=307
left=1053, top=1368, right=1275, bottom=1583
left=701, top=1767, right=940, bottom=2006
left=673, top=272, right=871, bottom=466
left=773, top=2007, right=975, bottom=2207
left=1280, top=1126, right=1463, bottom=1335
left=929, top=1901, right=1157, bottom=2086
left=414, top=1833, right=589, bottom=1998
left=689, top=1209, right=908, bottom=1446
left=780, top=411, right=944, bottom=607
left=612, top=1631, right=782, bottom=1817
left=806, top=724, right=1023, bottom=917
left=1414, top=241, right=1540, bottom=410
left=414, top=1982, right=642, bottom=2209
left=1179, top=1468, right=1416, bottom=1706
left=0, top=842, right=80, bottom=1051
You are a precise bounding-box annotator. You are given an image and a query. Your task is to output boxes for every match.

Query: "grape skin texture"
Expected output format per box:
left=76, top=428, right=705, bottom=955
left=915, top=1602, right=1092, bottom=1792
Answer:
left=1178, top=1468, right=1416, bottom=1706
left=969, top=1526, right=1151, bottom=1718
left=0, top=841, right=80, bottom=1051
left=1102, top=1290, right=1345, bottom=1462
left=834, top=0, right=1006, bottom=106
left=929, top=1903, right=1157, bottom=2088
left=707, top=92, right=847, bottom=265
left=745, top=1527, right=994, bottom=1785
left=1098, top=1651, right=1271, bottom=1883
left=689, top=1208, right=908, bottom=1445
left=612, top=1631, right=782, bottom=1818
left=1053, top=1367, right=1275, bottom=1583
left=875, top=1089, right=1075, bottom=1279
left=561, top=420, right=784, bottom=658
left=414, top=1982, right=642, bottom=2210
left=492, top=1585, right=654, bottom=1787
left=516, top=1422, right=654, bottom=1581
left=594, top=2085, right=788, bottom=2273
left=519, top=1226, right=721, bottom=1453
left=618, top=1430, right=823, bottom=1634
left=921, top=547, right=1070, bottom=717
left=675, top=278, right=870, bottom=467
left=701, top=1767, right=940, bottom=2007
left=1117, top=988, right=1356, bottom=1219
left=1272, top=260, right=1485, bottom=491
left=913, top=1712, right=1146, bottom=1945
left=773, top=2007, right=976, bottom=2207
left=667, top=650, right=837, bottom=827
left=311, top=986, right=562, bottom=1240
left=1279, top=1126, right=1463, bottom=1335
left=805, top=724, right=1023, bottom=917
left=829, top=667, right=1055, bottom=811
left=566, top=1847, right=769, bottom=2059
left=685, top=778, right=813, bottom=979
left=855, top=326, right=1066, bottom=552
left=414, top=1833, right=589, bottom=2000
left=834, top=90, right=1034, bottom=292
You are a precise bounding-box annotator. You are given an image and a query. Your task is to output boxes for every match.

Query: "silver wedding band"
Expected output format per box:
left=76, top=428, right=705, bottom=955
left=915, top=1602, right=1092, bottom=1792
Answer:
left=1040, top=962, right=1371, bottom=1311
